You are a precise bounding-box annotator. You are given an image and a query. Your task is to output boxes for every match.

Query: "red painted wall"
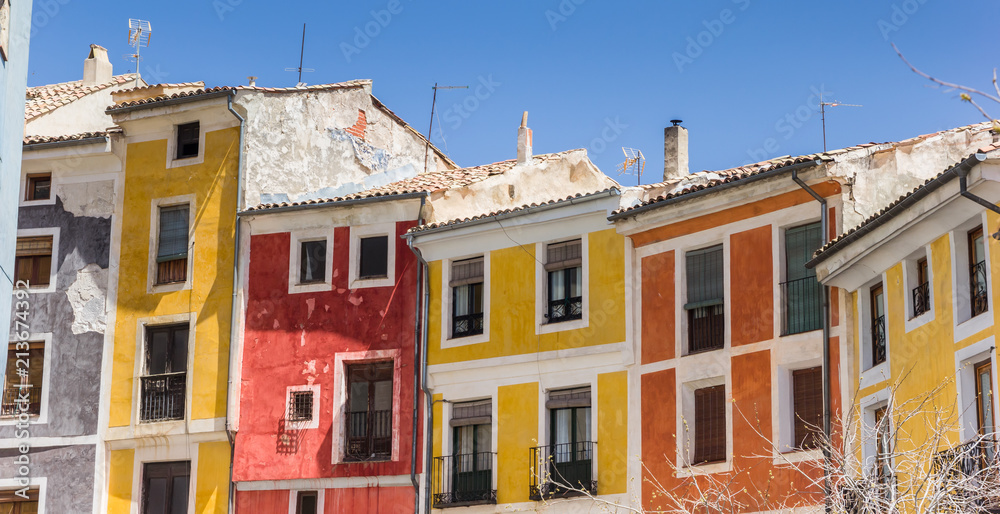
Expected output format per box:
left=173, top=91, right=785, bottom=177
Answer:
left=234, top=221, right=421, bottom=486
left=235, top=487, right=415, bottom=514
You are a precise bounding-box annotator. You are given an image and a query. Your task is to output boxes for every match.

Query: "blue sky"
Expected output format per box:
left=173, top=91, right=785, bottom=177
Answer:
left=25, top=0, right=1000, bottom=185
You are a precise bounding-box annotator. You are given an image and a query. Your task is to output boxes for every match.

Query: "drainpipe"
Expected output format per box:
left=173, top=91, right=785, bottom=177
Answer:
left=410, top=196, right=427, bottom=513
left=790, top=168, right=832, bottom=510
left=955, top=153, right=999, bottom=216
left=405, top=231, right=433, bottom=514
left=225, top=92, right=246, bottom=514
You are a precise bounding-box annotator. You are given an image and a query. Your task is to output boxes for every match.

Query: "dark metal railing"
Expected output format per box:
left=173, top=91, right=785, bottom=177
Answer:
left=0, top=386, right=41, bottom=417
left=780, top=276, right=823, bottom=335
left=972, top=261, right=989, bottom=317
left=432, top=452, right=497, bottom=508
left=688, top=305, right=724, bottom=354
left=933, top=438, right=999, bottom=508
left=912, top=281, right=930, bottom=318
left=345, top=409, right=392, bottom=461
left=529, top=442, right=597, bottom=500
left=453, top=312, right=484, bottom=338
left=548, top=296, right=583, bottom=323
left=871, top=315, right=886, bottom=366
left=140, top=372, right=186, bottom=422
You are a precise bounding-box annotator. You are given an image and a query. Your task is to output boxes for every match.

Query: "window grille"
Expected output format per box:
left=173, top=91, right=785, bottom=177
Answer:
left=288, top=390, right=314, bottom=422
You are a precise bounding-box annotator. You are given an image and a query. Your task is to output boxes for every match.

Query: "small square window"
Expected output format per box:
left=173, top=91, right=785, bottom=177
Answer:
left=176, top=122, right=200, bottom=159
left=288, top=391, right=314, bottom=422
left=25, top=174, right=51, bottom=201
left=14, top=236, right=53, bottom=287
left=300, top=240, right=326, bottom=284
left=296, top=491, right=318, bottom=514
left=359, top=236, right=388, bottom=279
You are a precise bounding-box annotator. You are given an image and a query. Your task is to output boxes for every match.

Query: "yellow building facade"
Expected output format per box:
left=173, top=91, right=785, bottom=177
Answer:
left=812, top=151, right=1000, bottom=508
left=102, top=88, right=240, bottom=513
left=409, top=189, right=632, bottom=512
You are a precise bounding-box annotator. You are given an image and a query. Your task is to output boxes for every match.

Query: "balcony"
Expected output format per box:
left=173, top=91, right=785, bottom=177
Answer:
left=933, top=439, right=1000, bottom=509
left=452, top=312, right=484, bottom=338
left=529, top=442, right=597, bottom=501
left=912, top=281, right=930, bottom=318
left=780, top=276, right=823, bottom=335
left=432, top=452, right=497, bottom=508
left=548, top=296, right=583, bottom=323
left=0, top=385, right=40, bottom=417
left=140, top=372, right=185, bottom=422
left=871, top=315, right=886, bottom=366
left=345, top=409, right=392, bottom=461
left=972, top=261, right=989, bottom=317
left=688, top=304, right=724, bottom=354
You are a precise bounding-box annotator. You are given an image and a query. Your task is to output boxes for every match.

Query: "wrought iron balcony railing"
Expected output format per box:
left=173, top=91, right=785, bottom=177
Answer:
left=912, top=281, right=930, bottom=318
left=780, top=276, right=823, bottom=335
left=972, top=260, right=989, bottom=317
left=345, top=409, right=392, bottom=461
left=871, top=315, right=886, bottom=366
left=932, top=438, right=1000, bottom=509
left=688, top=304, right=724, bottom=354
left=0, top=385, right=40, bottom=417
left=140, top=372, right=186, bottom=422
left=452, top=312, right=484, bottom=338
left=529, top=442, right=597, bottom=501
left=548, top=296, right=583, bottom=323
left=432, top=452, right=497, bottom=508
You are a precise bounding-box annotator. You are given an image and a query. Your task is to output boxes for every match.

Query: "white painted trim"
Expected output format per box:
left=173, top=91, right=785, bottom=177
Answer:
left=165, top=119, right=207, bottom=169
left=14, top=227, right=59, bottom=294
left=857, top=274, right=889, bottom=380
left=859, top=387, right=891, bottom=477
left=902, top=245, right=935, bottom=333
left=129, top=442, right=199, bottom=514
left=18, top=171, right=56, bottom=207
left=331, top=349, right=402, bottom=464
left=0, top=477, right=47, bottom=514
left=951, top=213, right=994, bottom=341
left=348, top=223, right=396, bottom=289
left=286, top=488, right=325, bottom=514
left=427, top=342, right=627, bottom=381
left=130, top=312, right=196, bottom=430
left=288, top=228, right=336, bottom=295
left=0, top=435, right=98, bottom=449
left=147, top=194, right=196, bottom=294
left=235, top=474, right=415, bottom=491
left=535, top=234, right=590, bottom=335
left=0, top=333, right=53, bottom=425
left=440, top=252, right=491, bottom=348
left=284, top=384, right=321, bottom=431
left=954, top=336, right=997, bottom=442
left=675, top=373, right=731, bottom=474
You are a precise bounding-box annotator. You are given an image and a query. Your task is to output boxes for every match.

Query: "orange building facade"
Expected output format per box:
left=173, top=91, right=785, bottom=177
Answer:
left=612, top=158, right=845, bottom=512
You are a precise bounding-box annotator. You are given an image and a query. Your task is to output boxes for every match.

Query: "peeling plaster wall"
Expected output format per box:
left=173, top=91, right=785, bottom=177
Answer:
left=25, top=83, right=133, bottom=137
left=0, top=444, right=96, bottom=513
left=236, top=85, right=453, bottom=209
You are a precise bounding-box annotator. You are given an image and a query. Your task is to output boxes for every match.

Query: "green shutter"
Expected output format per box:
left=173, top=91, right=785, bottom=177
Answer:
left=685, top=244, right=724, bottom=309
left=785, top=222, right=821, bottom=281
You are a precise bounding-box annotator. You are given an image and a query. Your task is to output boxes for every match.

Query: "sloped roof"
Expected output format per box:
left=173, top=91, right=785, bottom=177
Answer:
left=106, top=79, right=372, bottom=111
left=23, top=131, right=108, bottom=146
left=25, top=74, right=137, bottom=121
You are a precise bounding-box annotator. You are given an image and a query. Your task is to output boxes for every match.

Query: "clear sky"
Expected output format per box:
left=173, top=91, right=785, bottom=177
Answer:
left=24, top=0, right=1000, bottom=186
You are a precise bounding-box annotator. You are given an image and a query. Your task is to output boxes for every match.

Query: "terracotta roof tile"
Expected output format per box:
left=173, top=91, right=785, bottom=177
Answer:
left=25, top=74, right=137, bottom=121
left=23, top=132, right=107, bottom=145
left=107, top=79, right=372, bottom=111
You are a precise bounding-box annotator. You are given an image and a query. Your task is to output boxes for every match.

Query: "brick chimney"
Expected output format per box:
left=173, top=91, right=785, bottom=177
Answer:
left=83, top=44, right=113, bottom=85
left=663, top=119, right=689, bottom=181
left=517, top=111, right=532, bottom=164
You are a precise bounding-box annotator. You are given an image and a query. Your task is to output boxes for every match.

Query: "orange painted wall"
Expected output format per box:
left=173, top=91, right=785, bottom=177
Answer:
left=729, top=226, right=773, bottom=346
left=641, top=251, right=675, bottom=364
left=640, top=368, right=676, bottom=509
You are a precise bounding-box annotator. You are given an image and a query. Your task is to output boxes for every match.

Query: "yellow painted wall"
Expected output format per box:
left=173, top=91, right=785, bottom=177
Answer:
left=497, top=382, right=538, bottom=505
left=428, top=228, right=626, bottom=365
left=195, top=441, right=231, bottom=514
left=107, top=449, right=135, bottom=514
left=110, top=127, right=239, bottom=427
left=597, top=371, right=627, bottom=494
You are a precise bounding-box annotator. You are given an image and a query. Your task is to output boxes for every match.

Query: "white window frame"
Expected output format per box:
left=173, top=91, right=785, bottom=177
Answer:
left=288, top=228, right=335, bottom=295
left=860, top=388, right=891, bottom=479
left=19, top=171, right=57, bottom=207
left=676, top=374, right=731, bottom=475
left=902, top=245, right=935, bottom=332
left=774, top=356, right=824, bottom=462
left=0, top=332, right=53, bottom=426
left=148, top=195, right=196, bottom=295
left=441, top=253, right=490, bottom=348
left=284, top=384, right=321, bottom=430
left=287, top=489, right=325, bottom=514
left=679, top=240, right=729, bottom=356
left=166, top=120, right=206, bottom=169
left=131, top=312, right=196, bottom=433
left=950, top=213, right=993, bottom=341
left=535, top=234, right=590, bottom=335
left=0, top=477, right=47, bottom=514
left=348, top=223, right=396, bottom=289
left=954, top=336, right=998, bottom=442
left=858, top=275, right=890, bottom=389
left=132, top=450, right=197, bottom=514
left=14, top=227, right=59, bottom=294
left=777, top=217, right=823, bottom=339
left=331, top=349, right=402, bottom=464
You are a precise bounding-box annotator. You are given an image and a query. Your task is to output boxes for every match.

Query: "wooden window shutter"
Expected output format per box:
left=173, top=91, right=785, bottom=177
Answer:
left=545, top=386, right=591, bottom=409
left=792, top=366, right=823, bottom=449
left=685, top=245, right=724, bottom=309
left=450, top=399, right=492, bottom=427
left=544, top=239, right=582, bottom=271
left=450, top=257, right=484, bottom=287
left=693, top=384, right=726, bottom=464
left=16, top=236, right=52, bottom=257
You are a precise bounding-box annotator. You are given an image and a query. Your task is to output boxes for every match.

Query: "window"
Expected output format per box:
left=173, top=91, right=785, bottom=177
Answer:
left=14, top=236, right=52, bottom=287
left=686, top=245, right=724, bottom=353
left=299, top=240, right=326, bottom=284
left=24, top=174, right=51, bottom=201
left=451, top=257, right=484, bottom=338
left=288, top=391, right=314, bottom=422
left=434, top=400, right=495, bottom=507
left=1, top=342, right=44, bottom=417
left=782, top=222, right=823, bottom=335
left=873, top=407, right=892, bottom=485
left=545, top=240, right=583, bottom=323
left=792, top=367, right=823, bottom=450
left=531, top=387, right=594, bottom=499
left=295, top=491, right=318, bottom=514
left=912, top=257, right=930, bottom=318
left=975, top=360, right=995, bottom=438
left=0, top=489, right=39, bottom=514
left=359, top=236, right=388, bottom=279
left=693, top=384, right=726, bottom=464
left=870, top=284, right=886, bottom=367
left=345, top=361, right=393, bottom=461
left=969, top=226, right=988, bottom=318
left=140, top=324, right=188, bottom=423
left=142, top=461, right=190, bottom=514
left=176, top=122, right=200, bottom=159
left=156, top=205, right=189, bottom=285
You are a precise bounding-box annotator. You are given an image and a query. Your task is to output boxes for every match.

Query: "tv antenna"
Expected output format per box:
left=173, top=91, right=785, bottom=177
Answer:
left=618, top=147, right=646, bottom=184
left=423, top=83, right=468, bottom=173
left=284, top=24, right=314, bottom=86
left=820, top=93, right=862, bottom=152
left=126, top=19, right=151, bottom=88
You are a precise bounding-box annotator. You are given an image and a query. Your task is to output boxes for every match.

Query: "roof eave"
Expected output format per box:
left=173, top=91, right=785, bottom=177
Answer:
left=23, top=135, right=110, bottom=151
left=239, top=191, right=429, bottom=216
left=106, top=89, right=235, bottom=115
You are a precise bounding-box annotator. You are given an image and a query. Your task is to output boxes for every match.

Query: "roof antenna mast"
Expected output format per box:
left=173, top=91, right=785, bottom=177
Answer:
left=126, top=19, right=151, bottom=88
left=423, top=83, right=468, bottom=173
left=618, top=147, right=646, bottom=185
left=820, top=93, right=862, bottom=152
left=284, top=24, right=314, bottom=86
